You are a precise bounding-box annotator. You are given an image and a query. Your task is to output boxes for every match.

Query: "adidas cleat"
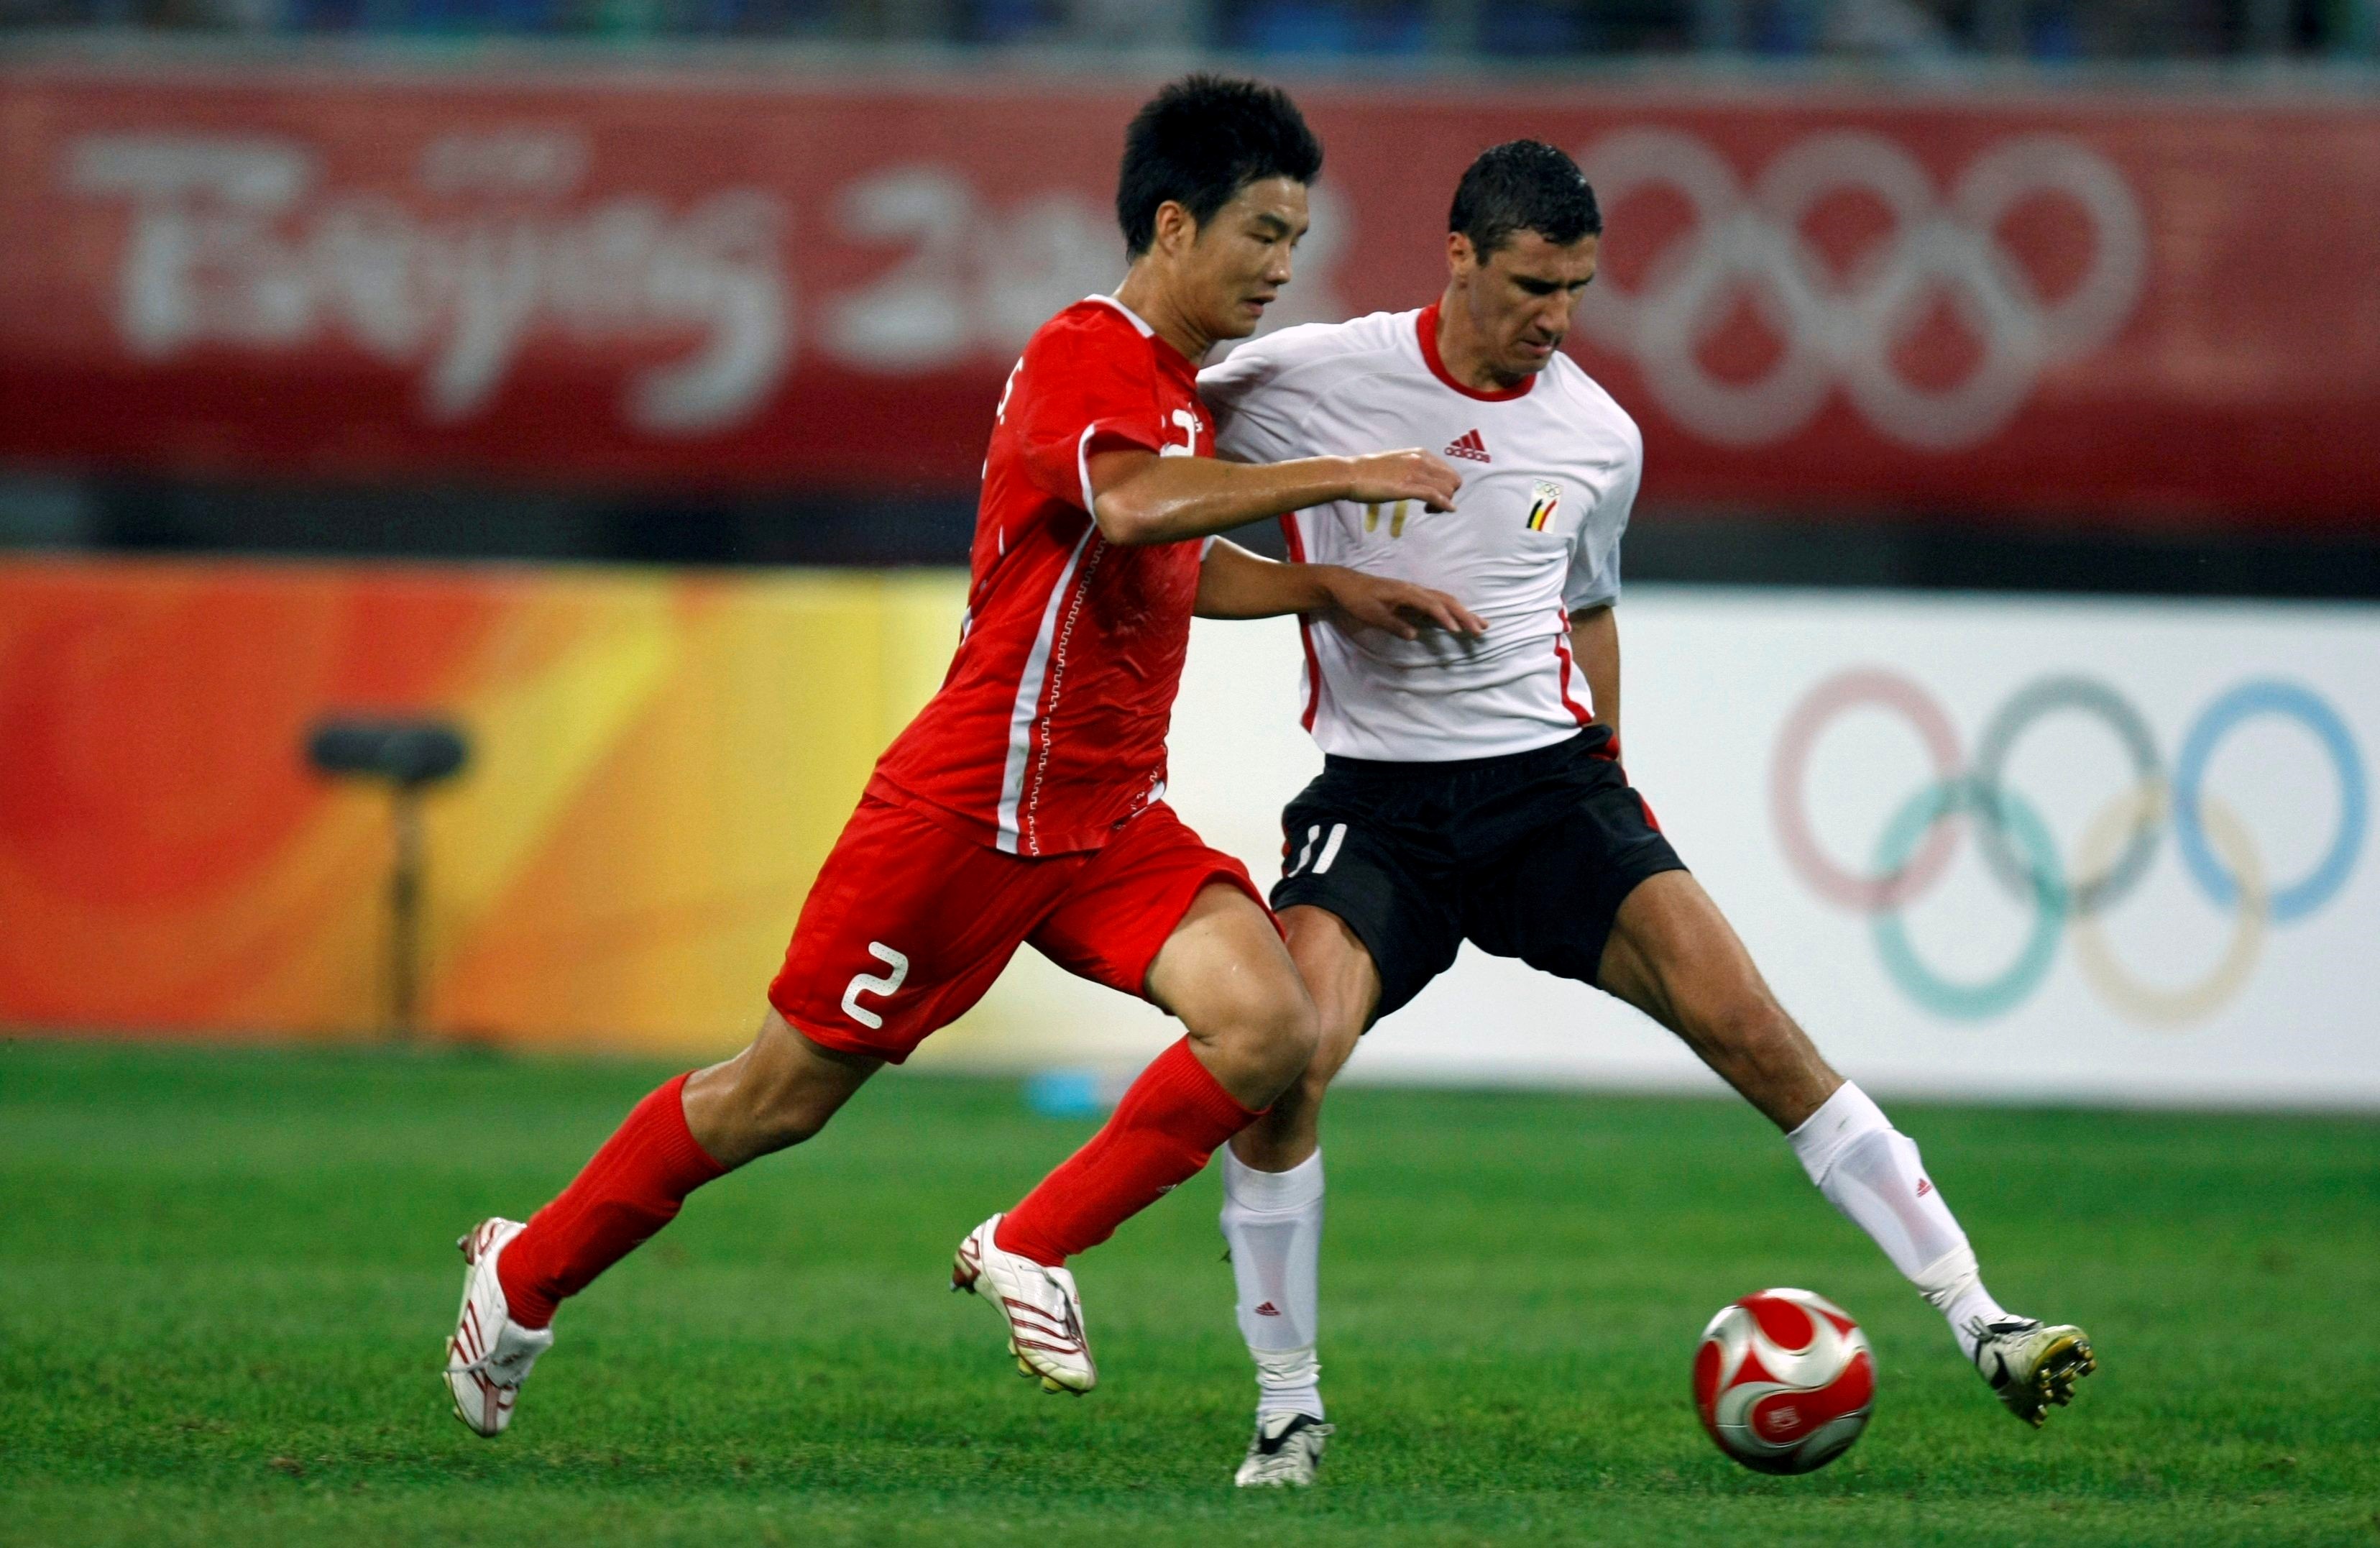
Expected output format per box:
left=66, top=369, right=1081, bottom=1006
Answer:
left=1972, top=1316, right=2095, bottom=1428
left=952, top=1214, right=1096, bottom=1395
left=1234, top=1411, right=1333, bottom=1488
left=442, top=1218, right=554, bottom=1438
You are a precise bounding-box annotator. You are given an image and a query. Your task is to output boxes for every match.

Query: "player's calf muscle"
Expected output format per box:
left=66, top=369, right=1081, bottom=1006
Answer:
left=1228, top=909, right=1372, bottom=1171
left=1691, top=1002, right=1837, bottom=1127
left=1630, top=966, right=1834, bottom=1127
left=1233, top=1063, right=1333, bottom=1170
left=1602, top=876, right=1837, bottom=1127
left=683, top=1012, right=877, bottom=1167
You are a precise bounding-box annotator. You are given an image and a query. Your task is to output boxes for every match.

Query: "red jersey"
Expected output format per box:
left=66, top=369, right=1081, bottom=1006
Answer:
left=868, top=296, right=1214, bottom=856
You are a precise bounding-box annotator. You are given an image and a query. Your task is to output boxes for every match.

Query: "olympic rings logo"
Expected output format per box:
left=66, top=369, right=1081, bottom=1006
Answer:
left=1770, top=670, right=2368, bottom=1025
left=1575, top=130, right=2146, bottom=452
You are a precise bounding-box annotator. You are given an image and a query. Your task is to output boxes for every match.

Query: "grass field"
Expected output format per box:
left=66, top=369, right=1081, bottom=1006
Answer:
left=4, top=1039, right=2377, bottom=1546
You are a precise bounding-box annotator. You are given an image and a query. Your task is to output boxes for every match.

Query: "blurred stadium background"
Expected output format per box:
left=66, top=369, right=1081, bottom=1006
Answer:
left=2, top=7, right=2377, bottom=1544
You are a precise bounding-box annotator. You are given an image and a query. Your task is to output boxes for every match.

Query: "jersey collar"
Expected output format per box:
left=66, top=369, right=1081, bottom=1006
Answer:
left=1085, top=293, right=1200, bottom=382
left=1083, top=293, right=1155, bottom=337
left=1417, top=303, right=1535, bottom=403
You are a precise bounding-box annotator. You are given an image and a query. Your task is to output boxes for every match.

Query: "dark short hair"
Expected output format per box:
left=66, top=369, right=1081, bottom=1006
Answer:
left=1449, top=140, right=1602, bottom=257
left=1118, top=75, right=1323, bottom=259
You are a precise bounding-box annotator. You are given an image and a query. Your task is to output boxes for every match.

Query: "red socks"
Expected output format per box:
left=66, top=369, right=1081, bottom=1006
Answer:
left=495, top=1044, right=1253, bottom=1319
left=497, top=1073, right=727, bottom=1329
left=997, top=1037, right=1261, bottom=1267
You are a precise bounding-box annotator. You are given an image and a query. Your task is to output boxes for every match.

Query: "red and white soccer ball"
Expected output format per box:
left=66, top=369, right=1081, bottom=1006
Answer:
left=1693, top=1288, right=1876, bottom=1475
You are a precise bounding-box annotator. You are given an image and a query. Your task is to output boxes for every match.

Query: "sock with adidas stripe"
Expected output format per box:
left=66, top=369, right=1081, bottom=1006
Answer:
left=1221, top=1145, right=1325, bottom=1421
left=1787, top=1080, right=2011, bottom=1362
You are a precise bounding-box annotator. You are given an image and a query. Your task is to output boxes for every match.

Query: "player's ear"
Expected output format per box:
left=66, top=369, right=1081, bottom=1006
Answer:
left=1447, top=231, right=1476, bottom=278
left=1152, top=199, right=1198, bottom=259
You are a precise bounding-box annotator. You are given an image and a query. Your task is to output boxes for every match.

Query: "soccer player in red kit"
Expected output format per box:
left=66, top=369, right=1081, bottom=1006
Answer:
left=441, top=75, right=1475, bottom=1434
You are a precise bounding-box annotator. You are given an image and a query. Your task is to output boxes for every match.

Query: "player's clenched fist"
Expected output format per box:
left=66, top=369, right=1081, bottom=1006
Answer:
left=1317, top=567, right=1488, bottom=642
left=1341, top=449, right=1463, bottom=512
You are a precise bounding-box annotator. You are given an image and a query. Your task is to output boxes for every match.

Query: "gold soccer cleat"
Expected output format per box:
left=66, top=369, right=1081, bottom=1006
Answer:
left=1972, top=1316, right=2097, bottom=1428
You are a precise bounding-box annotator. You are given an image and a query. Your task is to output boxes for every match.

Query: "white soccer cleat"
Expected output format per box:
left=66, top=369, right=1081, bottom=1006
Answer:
left=443, top=1217, right=555, bottom=1438
left=1970, top=1314, right=2095, bottom=1428
left=950, top=1213, right=1097, bottom=1395
left=1233, top=1411, right=1333, bottom=1488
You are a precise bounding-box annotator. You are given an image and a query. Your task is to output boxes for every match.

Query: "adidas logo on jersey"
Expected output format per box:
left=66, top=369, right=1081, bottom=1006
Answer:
left=1444, top=429, right=1491, bottom=463
left=1254, top=1301, right=1282, bottom=1316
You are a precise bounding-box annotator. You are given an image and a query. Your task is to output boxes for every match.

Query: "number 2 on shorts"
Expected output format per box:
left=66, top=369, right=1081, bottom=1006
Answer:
left=840, top=942, right=910, bottom=1030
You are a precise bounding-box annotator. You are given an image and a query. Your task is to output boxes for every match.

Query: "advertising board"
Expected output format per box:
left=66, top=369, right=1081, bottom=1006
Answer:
left=972, top=592, right=2380, bottom=1109
left=4, top=66, right=2376, bottom=523
left=4, top=558, right=2368, bottom=1105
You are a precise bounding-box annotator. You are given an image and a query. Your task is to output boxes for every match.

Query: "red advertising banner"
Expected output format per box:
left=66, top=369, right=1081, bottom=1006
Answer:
left=1, top=63, right=2375, bottom=524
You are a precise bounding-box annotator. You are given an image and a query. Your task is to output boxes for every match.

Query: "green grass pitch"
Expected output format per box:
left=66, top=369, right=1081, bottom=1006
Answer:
left=4, top=1039, right=2377, bottom=1546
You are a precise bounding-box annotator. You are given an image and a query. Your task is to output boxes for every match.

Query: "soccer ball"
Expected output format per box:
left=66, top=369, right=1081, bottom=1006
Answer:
left=1692, top=1288, right=1876, bottom=1474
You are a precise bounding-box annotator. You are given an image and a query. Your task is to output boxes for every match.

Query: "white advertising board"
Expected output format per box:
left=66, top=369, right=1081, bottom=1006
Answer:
left=922, top=588, right=2380, bottom=1111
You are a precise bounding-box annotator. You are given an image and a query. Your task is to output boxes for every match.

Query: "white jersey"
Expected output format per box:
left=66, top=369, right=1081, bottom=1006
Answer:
left=1200, top=304, right=1642, bottom=763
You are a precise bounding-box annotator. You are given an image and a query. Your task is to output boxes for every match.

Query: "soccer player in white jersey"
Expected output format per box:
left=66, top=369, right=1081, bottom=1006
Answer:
left=1194, top=141, right=2095, bottom=1487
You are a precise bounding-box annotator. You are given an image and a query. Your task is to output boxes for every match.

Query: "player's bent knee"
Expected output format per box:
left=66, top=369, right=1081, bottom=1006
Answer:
left=1244, top=981, right=1322, bottom=1070
left=1195, top=974, right=1320, bottom=1085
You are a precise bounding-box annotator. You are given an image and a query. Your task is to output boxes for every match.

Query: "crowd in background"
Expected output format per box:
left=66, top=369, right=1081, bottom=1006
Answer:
left=2, top=0, right=2371, bottom=60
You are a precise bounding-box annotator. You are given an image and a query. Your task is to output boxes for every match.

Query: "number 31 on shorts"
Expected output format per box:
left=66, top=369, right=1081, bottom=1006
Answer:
left=840, top=943, right=909, bottom=1030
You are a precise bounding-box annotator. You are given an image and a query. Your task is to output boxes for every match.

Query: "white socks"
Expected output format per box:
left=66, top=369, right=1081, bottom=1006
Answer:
left=1787, top=1081, right=2009, bottom=1361
left=1216, top=1086, right=2005, bottom=1410
left=1219, top=1145, right=1325, bottom=1421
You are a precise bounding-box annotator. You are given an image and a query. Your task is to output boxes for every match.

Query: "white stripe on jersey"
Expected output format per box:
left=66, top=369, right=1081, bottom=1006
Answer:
left=996, top=522, right=1097, bottom=854
left=1072, top=421, right=1101, bottom=518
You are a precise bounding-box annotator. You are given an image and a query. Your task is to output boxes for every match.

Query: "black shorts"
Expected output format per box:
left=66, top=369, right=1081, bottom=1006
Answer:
left=1269, top=725, right=1687, bottom=1023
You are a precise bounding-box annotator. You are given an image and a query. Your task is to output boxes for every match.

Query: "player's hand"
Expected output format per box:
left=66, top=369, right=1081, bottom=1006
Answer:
left=1319, top=567, right=1488, bottom=642
left=1342, top=449, right=1462, bottom=513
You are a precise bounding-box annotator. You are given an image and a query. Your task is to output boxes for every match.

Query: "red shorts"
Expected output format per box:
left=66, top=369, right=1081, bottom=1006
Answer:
left=770, top=794, right=1268, bottom=1063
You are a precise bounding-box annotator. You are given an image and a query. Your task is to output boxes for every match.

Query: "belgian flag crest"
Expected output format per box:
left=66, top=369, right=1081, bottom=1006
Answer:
left=1525, top=480, right=1562, bottom=531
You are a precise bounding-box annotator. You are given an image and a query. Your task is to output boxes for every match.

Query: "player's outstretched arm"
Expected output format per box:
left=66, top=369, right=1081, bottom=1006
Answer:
left=1196, top=540, right=1487, bottom=641
left=1086, top=446, right=1461, bottom=549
